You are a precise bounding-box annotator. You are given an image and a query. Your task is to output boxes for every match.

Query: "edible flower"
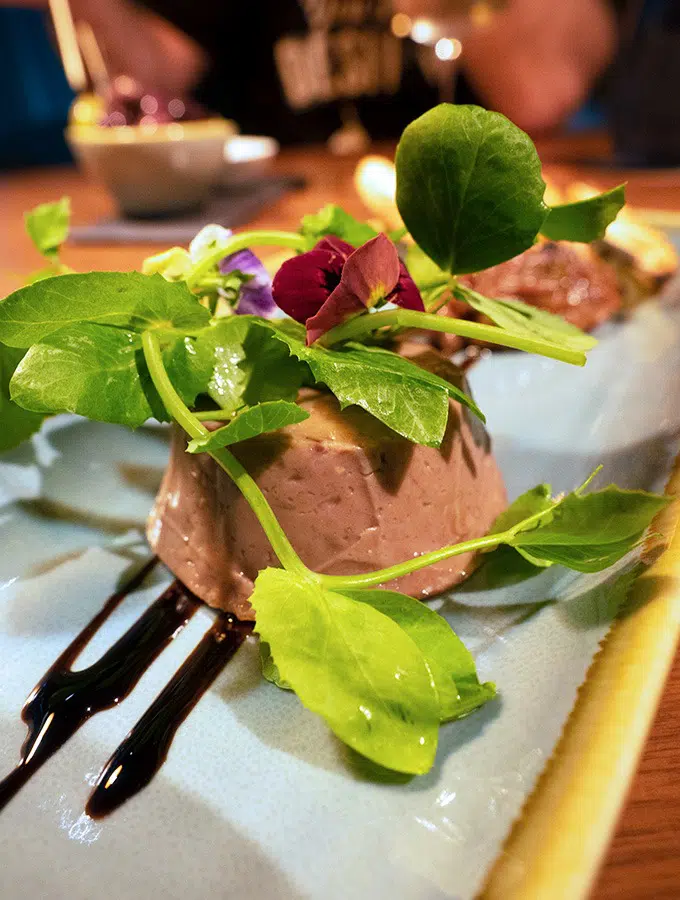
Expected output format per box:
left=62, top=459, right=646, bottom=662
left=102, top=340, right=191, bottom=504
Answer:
left=272, top=234, right=424, bottom=344
left=142, top=224, right=275, bottom=316
left=219, top=248, right=276, bottom=316
left=190, top=225, right=275, bottom=316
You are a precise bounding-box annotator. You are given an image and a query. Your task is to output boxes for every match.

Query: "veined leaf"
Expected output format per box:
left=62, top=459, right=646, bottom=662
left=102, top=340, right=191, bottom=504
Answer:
left=342, top=589, right=495, bottom=722
left=251, top=568, right=440, bottom=774
left=9, top=324, right=215, bottom=428
left=509, top=486, right=669, bottom=548
left=489, top=481, right=670, bottom=573
left=0, top=272, right=210, bottom=348
left=396, top=105, right=547, bottom=274
left=489, top=484, right=554, bottom=535
left=10, top=325, right=161, bottom=427
left=266, top=322, right=483, bottom=447
left=187, top=401, right=309, bottom=453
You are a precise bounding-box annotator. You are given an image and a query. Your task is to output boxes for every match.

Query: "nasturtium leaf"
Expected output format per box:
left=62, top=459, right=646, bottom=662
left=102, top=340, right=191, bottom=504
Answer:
left=24, top=197, right=70, bottom=261
left=341, top=589, right=495, bottom=722
left=455, top=285, right=598, bottom=352
left=0, top=272, right=210, bottom=348
left=0, top=344, right=43, bottom=452
left=267, top=323, right=483, bottom=446
left=541, top=184, right=626, bottom=243
left=251, top=568, right=440, bottom=774
left=300, top=204, right=378, bottom=249
left=187, top=401, right=309, bottom=453
left=10, top=325, right=162, bottom=427
left=396, top=104, right=548, bottom=275
left=192, top=317, right=306, bottom=415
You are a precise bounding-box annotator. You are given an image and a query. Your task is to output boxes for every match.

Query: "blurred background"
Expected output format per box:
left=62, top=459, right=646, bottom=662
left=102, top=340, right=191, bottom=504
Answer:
left=2, top=0, right=679, bottom=172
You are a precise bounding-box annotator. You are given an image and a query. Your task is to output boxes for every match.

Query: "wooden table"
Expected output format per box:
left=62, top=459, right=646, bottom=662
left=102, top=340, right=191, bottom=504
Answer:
left=1, top=137, right=679, bottom=898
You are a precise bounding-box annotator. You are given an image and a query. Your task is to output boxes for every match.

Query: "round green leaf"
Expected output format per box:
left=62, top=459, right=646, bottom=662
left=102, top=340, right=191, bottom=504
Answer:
left=396, top=104, right=548, bottom=274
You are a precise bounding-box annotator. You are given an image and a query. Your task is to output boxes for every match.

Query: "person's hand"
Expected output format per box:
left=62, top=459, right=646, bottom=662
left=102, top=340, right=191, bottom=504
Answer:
left=70, top=0, right=207, bottom=97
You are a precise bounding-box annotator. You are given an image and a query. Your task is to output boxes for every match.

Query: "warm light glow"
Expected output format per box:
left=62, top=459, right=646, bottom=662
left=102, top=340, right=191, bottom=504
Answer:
left=140, top=94, right=158, bottom=115
left=224, top=135, right=278, bottom=164
left=354, top=155, right=403, bottom=231
left=390, top=12, right=412, bottom=38
left=104, top=764, right=123, bottom=790
left=24, top=713, right=55, bottom=764
left=411, top=18, right=438, bottom=45
left=106, top=111, right=127, bottom=127
left=435, top=37, right=462, bottom=61
left=470, top=1, right=494, bottom=29
left=606, top=217, right=678, bottom=276
left=166, top=123, right=185, bottom=141
left=168, top=98, right=186, bottom=119
left=69, top=93, right=104, bottom=126
left=113, top=74, right=137, bottom=97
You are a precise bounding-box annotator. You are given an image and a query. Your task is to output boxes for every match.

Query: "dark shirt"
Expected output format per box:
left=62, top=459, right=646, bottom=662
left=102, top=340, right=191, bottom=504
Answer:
left=140, top=0, right=448, bottom=142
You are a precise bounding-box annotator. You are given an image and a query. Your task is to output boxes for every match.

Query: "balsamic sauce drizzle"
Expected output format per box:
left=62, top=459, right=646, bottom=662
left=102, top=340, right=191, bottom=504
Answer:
left=87, top=614, right=253, bottom=818
left=0, top=559, right=202, bottom=814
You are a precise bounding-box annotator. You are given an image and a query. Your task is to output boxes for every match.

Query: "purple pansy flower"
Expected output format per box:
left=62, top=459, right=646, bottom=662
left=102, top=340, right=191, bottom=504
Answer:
left=272, top=234, right=424, bottom=344
left=219, top=248, right=276, bottom=317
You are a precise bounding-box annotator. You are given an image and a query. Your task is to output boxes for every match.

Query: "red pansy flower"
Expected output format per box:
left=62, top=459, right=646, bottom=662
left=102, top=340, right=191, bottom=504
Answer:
left=272, top=234, right=424, bottom=345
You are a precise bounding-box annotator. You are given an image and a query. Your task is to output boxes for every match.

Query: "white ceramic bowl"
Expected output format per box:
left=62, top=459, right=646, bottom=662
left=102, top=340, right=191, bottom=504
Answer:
left=67, top=118, right=237, bottom=217
left=222, top=135, right=280, bottom=182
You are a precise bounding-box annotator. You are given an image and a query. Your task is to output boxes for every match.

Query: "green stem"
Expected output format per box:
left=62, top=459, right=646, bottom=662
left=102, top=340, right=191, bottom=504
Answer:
left=319, top=532, right=507, bottom=590
left=322, top=309, right=586, bottom=366
left=194, top=409, right=240, bottom=421
left=141, top=330, right=308, bottom=575
left=185, top=230, right=307, bottom=290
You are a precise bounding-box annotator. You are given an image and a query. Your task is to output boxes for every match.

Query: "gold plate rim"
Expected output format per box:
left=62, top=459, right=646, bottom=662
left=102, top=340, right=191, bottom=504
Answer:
left=481, top=457, right=680, bottom=899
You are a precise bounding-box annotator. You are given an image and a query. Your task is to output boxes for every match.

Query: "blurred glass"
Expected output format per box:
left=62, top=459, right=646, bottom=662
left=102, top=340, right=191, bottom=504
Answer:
left=391, top=0, right=507, bottom=102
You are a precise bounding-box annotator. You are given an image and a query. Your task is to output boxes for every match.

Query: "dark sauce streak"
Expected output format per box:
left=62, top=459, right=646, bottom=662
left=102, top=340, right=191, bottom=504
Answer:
left=0, top=560, right=200, bottom=813
left=87, top=614, right=253, bottom=818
